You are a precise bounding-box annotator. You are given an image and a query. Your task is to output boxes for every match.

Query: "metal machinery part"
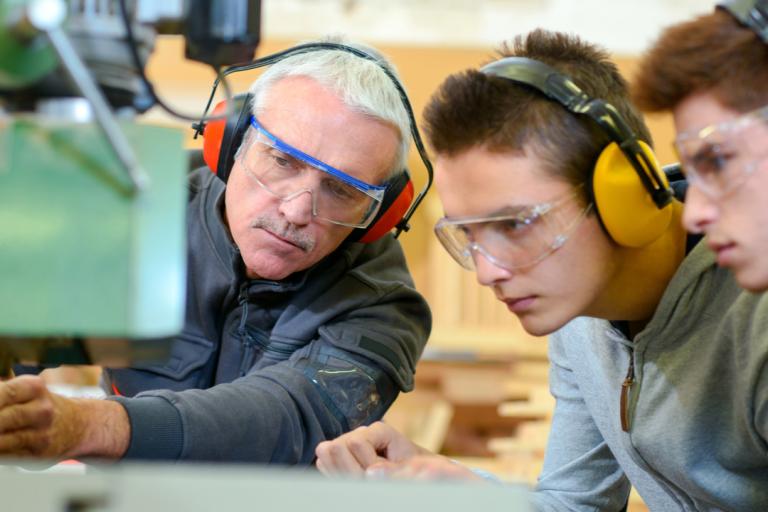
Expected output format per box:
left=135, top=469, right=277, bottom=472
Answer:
left=0, top=0, right=261, bottom=373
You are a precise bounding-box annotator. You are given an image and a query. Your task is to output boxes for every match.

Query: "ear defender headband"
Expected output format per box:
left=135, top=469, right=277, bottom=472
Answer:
left=480, top=57, right=674, bottom=248
left=718, top=0, right=768, bottom=43
left=193, top=42, right=433, bottom=244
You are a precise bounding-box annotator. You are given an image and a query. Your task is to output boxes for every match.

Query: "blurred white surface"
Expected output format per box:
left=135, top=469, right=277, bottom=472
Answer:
left=263, top=0, right=715, bottom=54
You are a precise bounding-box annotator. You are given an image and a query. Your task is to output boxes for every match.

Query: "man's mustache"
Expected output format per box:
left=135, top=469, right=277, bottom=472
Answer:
left=250, top=216, right=315, bottom=252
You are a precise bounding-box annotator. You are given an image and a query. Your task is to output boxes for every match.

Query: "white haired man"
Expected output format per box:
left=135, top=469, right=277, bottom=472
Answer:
left=0, top=38, right=431, bottom=463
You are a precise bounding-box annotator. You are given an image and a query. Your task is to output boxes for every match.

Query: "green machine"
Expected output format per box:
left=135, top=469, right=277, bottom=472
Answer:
left=0, top=0, right=260, bottom=373
left=0, top=117, right=186, bottom=369
left=0, top=0, right=185, bottom=372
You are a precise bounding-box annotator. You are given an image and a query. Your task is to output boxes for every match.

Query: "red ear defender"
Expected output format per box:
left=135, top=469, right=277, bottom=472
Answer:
left=201, top=99, right=228, bottom=174
left=353, top=171, right=414, bottom=244
left=201, top=94, right=254, bottom=182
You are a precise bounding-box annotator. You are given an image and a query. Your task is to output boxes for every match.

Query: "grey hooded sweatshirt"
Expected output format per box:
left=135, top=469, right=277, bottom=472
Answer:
left=533, top=240, right=768, bottom=511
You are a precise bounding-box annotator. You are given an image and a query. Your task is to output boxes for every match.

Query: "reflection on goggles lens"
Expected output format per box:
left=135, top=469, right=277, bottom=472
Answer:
left=239, top=123, right=386, bottom=228
left=675, top=105, right=768, bottom=198
left=434, top=193, right=591, bottom=272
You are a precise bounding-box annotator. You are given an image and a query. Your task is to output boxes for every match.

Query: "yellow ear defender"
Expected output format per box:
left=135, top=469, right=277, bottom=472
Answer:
left=593, top=140, right=672, bottom=247
left=481, top=57, right=674, bottom=248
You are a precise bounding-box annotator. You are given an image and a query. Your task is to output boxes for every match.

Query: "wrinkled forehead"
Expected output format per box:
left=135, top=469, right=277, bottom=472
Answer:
left=245, top=118, right=387, bottom=195
left=251, top=78, right=398, bottom=185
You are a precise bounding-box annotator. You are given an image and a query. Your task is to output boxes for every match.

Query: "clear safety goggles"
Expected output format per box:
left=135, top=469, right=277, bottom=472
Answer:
left=675, top=104, right=768, bottom=199
left=237, top=116, right=387, bottom=228
left=434, top=189, right=592, bottom=272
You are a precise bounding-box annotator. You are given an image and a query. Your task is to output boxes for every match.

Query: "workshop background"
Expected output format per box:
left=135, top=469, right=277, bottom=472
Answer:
left=42, top=1, right=715, bottom=511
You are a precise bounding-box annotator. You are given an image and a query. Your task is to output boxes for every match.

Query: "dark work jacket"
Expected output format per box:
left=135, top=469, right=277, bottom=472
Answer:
left=104, top=169, right=431, bottom=463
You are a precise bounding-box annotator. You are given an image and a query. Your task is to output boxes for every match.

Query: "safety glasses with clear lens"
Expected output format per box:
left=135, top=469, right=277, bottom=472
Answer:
left=434, top=189, right=592, bottom=272
left=675, top=104, right=768, bottom=198
left=237, top=117, right=387, bottom=228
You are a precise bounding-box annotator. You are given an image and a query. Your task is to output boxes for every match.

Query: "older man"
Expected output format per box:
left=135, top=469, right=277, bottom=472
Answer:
left=0, top=40, right=431, bottom=463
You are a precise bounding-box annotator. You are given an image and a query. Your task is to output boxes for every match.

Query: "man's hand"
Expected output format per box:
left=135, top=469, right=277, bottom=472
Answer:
left=315, top=421, right=429, bottom=475
left=0, top=375, right=130, bottom=460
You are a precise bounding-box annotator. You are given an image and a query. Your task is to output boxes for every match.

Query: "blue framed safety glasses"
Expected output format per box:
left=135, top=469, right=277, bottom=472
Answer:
left=237, top=116, right=387, bottom=228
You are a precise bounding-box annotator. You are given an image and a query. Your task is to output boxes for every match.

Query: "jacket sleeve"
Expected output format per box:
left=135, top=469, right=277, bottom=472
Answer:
left=110, top=239, right=431, bottom=463
left=531, top=333, right=630, bottom=512
left=112, top=346, right=395, bottom=463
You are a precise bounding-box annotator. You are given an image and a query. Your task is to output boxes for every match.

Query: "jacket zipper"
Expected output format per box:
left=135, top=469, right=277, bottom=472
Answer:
left=238, top=288, right=253, bottom=377
left=264, top=338, right=298, bottom=356
left=620, top=346, right=635, bottom=432
left=617, top=346, right=691, bottom=510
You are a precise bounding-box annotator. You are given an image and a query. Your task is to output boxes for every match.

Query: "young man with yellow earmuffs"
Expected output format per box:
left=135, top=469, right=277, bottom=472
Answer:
left=0, top=38, right=431, bottom=464
left=316, top=29, right=768, bottom=510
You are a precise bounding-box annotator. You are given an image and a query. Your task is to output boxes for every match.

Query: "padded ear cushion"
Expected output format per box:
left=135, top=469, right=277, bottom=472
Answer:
left=202, top=93, right=253, bottom=182
left=350, top=171, right=413, bottom=243
left=592, top=141, right=673, bottom=248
